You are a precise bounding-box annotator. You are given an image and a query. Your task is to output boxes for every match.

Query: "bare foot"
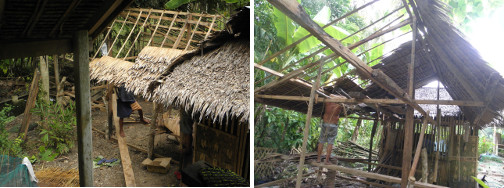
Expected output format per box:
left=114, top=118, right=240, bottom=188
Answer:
left=324, top=160, right=333, bottom=165
left=141, top=119, right=150, bottom=124
left=120, top=131, right=126, bottom=137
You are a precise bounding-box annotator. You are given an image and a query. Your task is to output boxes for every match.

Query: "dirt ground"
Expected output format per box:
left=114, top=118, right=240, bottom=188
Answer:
left=6, top=99, right=182, bottom=187
left=478, top=155, right=504, bottom=187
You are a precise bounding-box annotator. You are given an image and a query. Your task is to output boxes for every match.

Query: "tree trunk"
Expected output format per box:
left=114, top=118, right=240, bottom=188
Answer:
left=351, top=119, right=362, bottom=142
left=53, top=54, right=60, bottom=105
left=39, top=56, right=50, bottom=104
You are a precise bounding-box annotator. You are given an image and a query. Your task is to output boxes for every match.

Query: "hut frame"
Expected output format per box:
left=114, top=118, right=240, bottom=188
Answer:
left=255, top=0, right=504, bottom=187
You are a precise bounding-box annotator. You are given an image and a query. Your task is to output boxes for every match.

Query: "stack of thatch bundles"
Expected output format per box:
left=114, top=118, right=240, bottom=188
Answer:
left=152, top=39, right=250, bottom=123
left=125, top=46, right=187, bottom=97
left=89, top=56, right=134, bottom=85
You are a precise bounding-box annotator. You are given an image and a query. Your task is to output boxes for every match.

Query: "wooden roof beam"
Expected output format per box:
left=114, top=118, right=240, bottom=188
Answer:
left=0, top=39, right=72, bottom=59
left=255, top=19, right=410, bottom=94
left=49, top=0, right=82, bottom=37
left=267, top=0, right=434, bottom=123
left=255, top=95, right=484, bottom=106
left=23, top=0, right=49, bottom=36
left=0, top=0, right=5, bottom=28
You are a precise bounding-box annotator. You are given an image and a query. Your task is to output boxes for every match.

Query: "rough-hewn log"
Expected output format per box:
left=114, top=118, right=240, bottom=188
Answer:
left=254, top=95, right=484, bottom=106
left=19, top=69, right=40, bottom=140
left=311, top=162, right=447, bottom=188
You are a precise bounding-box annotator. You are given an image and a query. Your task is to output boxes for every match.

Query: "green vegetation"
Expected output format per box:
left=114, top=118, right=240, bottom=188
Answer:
left=0, top=106, right=23, bottom=156
left=254, top=0, right=385, bottom=154
left=31, top=100, right=76, bottom=161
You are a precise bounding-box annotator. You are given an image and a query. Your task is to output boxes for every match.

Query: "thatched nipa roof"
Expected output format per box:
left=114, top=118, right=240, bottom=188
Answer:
left=151, top=7, right=250, bottom=123
left=125, top=46, right=186, bottom=97
left=89, top=56, right=134, bottom=85
left=414, top=87, right=461, bottom=117
left=153, top=38, right=250, bottom=123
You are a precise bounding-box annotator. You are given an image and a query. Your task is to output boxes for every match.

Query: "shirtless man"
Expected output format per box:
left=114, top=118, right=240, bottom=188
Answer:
left=317, top=102, right=343, bottom=165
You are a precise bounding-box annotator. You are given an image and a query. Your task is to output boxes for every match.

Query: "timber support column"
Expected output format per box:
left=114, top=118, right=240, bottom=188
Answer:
left=74, top=30, right=93, bottom=186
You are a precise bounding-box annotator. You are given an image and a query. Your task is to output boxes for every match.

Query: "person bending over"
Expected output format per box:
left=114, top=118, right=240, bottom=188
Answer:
left=317, top=101, right=343, bottom=165
left=116, top=86, right=150, bottom=137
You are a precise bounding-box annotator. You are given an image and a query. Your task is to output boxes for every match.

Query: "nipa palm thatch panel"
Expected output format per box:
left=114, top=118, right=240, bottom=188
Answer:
left=89, top=56, right=134, bottom=86
left=153, top=39, right=250, bottom=123
left=125, top=46, right=187, bottom=97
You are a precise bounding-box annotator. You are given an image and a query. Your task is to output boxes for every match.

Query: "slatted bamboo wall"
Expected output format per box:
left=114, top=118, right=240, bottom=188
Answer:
left=194, top=114, right=249, bottom=178
left=376, top=115, right=478, bottom=186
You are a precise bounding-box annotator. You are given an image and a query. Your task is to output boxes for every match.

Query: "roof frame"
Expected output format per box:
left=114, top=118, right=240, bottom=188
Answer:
left=266, top=0, right=435, bottom=123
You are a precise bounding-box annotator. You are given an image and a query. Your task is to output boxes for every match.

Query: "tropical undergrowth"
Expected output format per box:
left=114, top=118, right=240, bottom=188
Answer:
left=31, top=99, right=76, bottom=161
left=0, top=105, right=23, bottom=157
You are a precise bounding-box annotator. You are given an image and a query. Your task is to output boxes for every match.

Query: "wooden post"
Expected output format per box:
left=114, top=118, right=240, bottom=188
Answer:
left=39, top=55, right=50, bottom=104
left=106, top=83, right=114, bottom=140
left=402, top=1, right=417, bottom=186
left=148, top=103, right=159, bottom=159
left=295, top=62, right=323, bottom=188
left=351, top=119, right=362, bottom=142
left=494, top=126, right=498, bottom=155
left=369, top=113, right=379, bottom=172
left=19, top=68, right=40, bottom=140
left=74, top=30, right=93, bottom=187
left=53, top=54, right=60, bottom=105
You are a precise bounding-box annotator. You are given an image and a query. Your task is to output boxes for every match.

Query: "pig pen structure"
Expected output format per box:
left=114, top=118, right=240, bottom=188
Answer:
left=89, top=7, right=249, bottom=182
left=254, top=0, right=504, bottom=187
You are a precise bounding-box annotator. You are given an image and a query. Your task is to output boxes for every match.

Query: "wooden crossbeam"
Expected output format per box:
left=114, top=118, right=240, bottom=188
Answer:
left=311, top=162, right=446, bottom=188
left=87, top=0, right=125, bottom=35
left=255, top=95, right=484, bottom=106
left=0, top=39, right=72, bottom=59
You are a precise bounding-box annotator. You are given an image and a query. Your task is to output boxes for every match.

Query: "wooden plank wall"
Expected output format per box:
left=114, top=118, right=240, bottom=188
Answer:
left=377, top=115, right=478, bottom=186
left=193, top=115, right=249, bottom=178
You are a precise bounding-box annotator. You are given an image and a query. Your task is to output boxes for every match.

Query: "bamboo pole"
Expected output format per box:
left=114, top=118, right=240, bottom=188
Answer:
left=160, top=13, right=179, bottom=47
left=204, top=15, right=217, bottom=40
left=184, top=16, right=202, bottom=50
left=93, top=17, right=118, bottom=58
left=369, top=112, right=379, bottom=172
left=146, top=10, right=164, bottom=46
left=108, top=11, right=130, bottom=56
left=409, top=116, right=429, bottom=180
left=295, top=60, right=323, bottom=188
left=116, top=10, right=143, bottom=58
left=123, top=9, right=152, bottom=60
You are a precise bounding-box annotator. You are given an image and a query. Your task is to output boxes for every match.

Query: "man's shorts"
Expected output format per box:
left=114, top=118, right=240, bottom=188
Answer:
left=130, top=101, right=142, bottom=111
left=318, top=123, right=339, bottom=144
